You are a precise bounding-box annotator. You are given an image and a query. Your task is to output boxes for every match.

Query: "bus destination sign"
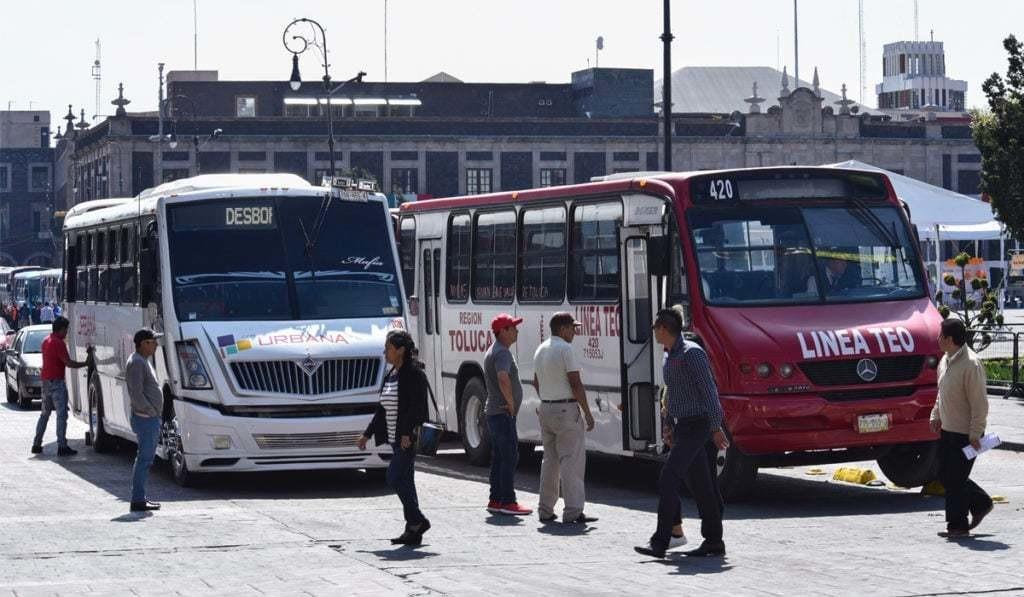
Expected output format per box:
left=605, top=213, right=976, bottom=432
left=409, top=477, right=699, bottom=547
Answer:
left=171, top=200, right=277, bottom=231
left=691, top=170, right=888, bottom=203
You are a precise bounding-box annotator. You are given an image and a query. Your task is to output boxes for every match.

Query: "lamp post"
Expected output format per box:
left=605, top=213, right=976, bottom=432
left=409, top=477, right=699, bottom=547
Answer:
left=282, top=17, right=365, bottom=178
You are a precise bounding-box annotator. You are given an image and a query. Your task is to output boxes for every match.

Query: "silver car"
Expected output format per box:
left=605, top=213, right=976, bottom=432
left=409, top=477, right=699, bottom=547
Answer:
left=5, top=325, right=51, bottom=409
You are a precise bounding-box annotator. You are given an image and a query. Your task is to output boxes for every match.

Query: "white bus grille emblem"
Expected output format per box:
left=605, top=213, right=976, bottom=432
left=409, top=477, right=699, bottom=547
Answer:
left=298, top=356, right=322, bottom=377
left=856, top=358, right=878, bottom=382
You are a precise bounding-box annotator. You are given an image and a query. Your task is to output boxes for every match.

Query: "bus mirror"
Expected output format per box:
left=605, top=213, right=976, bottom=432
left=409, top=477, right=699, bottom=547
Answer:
left=647, top=236, right=670, bottom=277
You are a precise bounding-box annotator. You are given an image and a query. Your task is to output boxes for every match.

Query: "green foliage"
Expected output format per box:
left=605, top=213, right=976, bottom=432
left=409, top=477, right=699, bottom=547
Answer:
left=934, top=252, right=1006, bottom=352
left=972, top=35, right=1024, bottom=238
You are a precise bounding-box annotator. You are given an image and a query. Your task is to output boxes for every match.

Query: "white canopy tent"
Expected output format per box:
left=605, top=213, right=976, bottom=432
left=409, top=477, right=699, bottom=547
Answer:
left=825, top=160, right=1009, bottom=302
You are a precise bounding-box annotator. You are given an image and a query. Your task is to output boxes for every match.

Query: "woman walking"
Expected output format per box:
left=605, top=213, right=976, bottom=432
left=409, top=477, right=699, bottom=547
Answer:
left=358, top=330, right=432, bottom=545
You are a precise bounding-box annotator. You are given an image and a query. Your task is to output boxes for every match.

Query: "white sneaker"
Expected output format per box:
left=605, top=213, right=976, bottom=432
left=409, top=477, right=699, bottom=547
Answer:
left=668, top=533, right=688, bottom=549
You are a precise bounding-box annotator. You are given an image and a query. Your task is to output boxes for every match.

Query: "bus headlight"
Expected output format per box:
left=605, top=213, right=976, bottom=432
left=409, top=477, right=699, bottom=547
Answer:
left=756, top=363, right=772, bottom=378
left=176, top=340, right=213, bottom=389
left=778, top=363, right=795, bottom=378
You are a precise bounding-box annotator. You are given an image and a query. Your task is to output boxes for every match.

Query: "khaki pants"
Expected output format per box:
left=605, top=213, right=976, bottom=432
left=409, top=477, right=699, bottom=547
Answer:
left=537, top=401, right=586, bottom=521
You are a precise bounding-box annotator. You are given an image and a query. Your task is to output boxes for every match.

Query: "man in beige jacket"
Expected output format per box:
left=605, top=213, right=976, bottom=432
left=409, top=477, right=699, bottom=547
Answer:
left=930, top=318, right=994, bottom=538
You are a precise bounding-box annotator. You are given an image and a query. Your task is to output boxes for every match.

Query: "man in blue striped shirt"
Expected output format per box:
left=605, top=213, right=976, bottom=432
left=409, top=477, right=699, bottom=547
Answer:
left=636, top=308, right=728, bottom=559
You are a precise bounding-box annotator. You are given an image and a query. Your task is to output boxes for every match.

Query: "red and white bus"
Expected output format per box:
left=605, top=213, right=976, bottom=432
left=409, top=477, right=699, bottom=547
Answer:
left=398, top=166, right=943, bottom=498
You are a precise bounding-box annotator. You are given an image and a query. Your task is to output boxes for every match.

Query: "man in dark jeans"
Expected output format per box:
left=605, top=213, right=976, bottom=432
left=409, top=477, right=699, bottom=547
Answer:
left=636, top=308, right=729, bottom=559
left=931, top=318, right=993, bottom=537
left=483, top=313, right=532, bottom=516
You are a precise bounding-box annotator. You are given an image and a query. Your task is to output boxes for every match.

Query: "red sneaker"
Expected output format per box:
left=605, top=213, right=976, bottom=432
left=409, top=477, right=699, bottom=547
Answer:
left=498, top=502, right=533, bottom=516
left=486, top=500, right=502, bottom=514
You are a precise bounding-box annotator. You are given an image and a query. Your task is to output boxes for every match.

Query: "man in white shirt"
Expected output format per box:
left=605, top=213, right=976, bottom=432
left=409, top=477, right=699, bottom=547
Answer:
left=533, top=312, right=596, bottom=524
left=40, top=303, right=55, bottom=323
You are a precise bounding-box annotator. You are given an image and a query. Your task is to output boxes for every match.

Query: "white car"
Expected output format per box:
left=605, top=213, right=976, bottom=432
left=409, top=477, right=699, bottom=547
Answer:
left=5, top=325, right=51, bottom=409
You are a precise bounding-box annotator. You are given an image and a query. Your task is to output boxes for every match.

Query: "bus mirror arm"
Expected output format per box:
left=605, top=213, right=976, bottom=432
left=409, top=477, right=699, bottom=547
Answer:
left=647, top=236, right=670, bottom=277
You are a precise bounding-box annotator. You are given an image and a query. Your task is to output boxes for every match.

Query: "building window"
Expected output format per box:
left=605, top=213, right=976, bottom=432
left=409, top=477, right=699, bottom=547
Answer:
left=446, top=213, right=471, bottom=302
left=472, top=210, right=516, bottom=303
left=236, top=96, right=257, bottom=118
left=466, top=151, right=494, bottom=162
left=569, top=202, right=622, bottom=302
left=539, top=168, right=566, bottom=188
left=0, top=205, right=9, bottom=240
left=30, top=165, right=50, bottom=191
left=0, top=164, right=8, bottom=191
left=162, top=168, right=191, bottom=183
left=466, top=168, right=492, bottom=194
left=519, top=206, right=566, bottom=302
left=391, top=168, right=418, bottom=194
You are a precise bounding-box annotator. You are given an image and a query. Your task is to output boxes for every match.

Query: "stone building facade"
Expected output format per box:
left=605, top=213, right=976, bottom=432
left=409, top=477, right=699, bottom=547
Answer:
left=0, top=111, right=55, bottom=266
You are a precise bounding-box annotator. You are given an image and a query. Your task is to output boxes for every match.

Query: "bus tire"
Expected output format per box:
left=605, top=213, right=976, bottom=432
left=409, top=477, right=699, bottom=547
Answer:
left=164, top=416, right=199, bottom=488
left=459, top=377, right=491, bottom=466
left=714, top=432, right=758, bottom=502
left=877, top=440, right=940, bottom=488
left=88, top=376, right=118, bottom=453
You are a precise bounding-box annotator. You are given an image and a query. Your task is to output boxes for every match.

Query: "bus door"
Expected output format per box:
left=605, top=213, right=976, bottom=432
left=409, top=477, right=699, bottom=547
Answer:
left=619, top=228, right=659, bottom=453
left=417, top=238, right=446, bottom=421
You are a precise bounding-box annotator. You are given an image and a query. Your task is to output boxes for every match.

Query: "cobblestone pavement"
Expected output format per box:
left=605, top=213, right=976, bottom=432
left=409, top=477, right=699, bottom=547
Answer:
left=1, top=398, right=1022, bottom=597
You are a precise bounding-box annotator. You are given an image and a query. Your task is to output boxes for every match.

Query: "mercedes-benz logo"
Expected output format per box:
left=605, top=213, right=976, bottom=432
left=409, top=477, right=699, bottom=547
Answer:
left=298, top=355, right=322, bottom=377
left=856, top=358, right=878, bottom=382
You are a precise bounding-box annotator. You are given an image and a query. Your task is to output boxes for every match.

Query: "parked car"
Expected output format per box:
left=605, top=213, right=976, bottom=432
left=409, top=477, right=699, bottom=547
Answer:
left=5, top=324, right=51, bottom=409
left=0, top=319, right=14, bottom=372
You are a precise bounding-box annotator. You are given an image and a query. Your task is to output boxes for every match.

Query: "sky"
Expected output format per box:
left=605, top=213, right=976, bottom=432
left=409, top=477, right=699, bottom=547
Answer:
left=0, top=0, right=1020, bottom=126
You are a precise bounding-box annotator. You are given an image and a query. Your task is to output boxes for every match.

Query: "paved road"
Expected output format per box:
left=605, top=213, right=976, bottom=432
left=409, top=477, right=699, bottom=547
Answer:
left=1, top=401, right=1022, bottom=596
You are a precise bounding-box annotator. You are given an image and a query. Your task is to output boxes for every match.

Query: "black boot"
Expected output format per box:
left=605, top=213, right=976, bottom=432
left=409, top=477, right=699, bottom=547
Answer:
left=390, top=530, right=422, bottom=546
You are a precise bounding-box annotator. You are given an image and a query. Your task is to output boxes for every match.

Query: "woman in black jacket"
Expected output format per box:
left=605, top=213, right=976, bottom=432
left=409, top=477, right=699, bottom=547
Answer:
left=358, top=330, right=431, bottom=545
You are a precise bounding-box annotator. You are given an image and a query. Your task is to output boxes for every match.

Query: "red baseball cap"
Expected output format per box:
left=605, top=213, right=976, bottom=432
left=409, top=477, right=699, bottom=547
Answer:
left=491, top=313, right=523, bottom=334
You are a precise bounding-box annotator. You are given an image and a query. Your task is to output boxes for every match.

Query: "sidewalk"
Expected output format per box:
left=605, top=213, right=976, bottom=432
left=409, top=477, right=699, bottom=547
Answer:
left=987, top=393, right=1024, bottom=452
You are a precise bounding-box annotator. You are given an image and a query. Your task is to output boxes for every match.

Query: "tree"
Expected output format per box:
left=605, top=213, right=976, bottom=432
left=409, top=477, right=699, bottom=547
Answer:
left=935, top=251, right=1004, bottom=350
left=972, top=35, right=1024, bottom=238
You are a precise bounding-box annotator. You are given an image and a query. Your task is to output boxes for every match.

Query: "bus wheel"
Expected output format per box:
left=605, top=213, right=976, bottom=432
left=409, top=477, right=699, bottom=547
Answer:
left=459, top=377, right=491, bottom=466
left=877, top=440, right=940, bottom=488
left=715, top=432, right=758, bottom=502
left=88, top=377, right=117, bottom=453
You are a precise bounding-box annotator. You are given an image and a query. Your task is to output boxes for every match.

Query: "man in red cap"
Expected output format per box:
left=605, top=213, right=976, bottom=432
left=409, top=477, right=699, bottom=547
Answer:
left=484, top=313, right=532, bottom=516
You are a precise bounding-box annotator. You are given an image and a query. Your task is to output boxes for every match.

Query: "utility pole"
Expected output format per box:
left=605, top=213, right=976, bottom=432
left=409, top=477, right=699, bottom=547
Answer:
left=660, top=0, right=673, bottom=171
left=793, top=0, right=800, bottom=85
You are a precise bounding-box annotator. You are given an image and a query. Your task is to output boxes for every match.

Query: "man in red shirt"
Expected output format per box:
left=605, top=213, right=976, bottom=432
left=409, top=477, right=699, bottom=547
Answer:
left=32, top=317, right=91, bottom=456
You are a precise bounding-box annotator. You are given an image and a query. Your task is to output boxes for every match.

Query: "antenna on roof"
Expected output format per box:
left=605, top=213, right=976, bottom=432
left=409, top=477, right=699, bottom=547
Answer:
left=914, top=0, right=919, bottom=41
left=595, top=36, right=604, bottom=69
left=384, top=0, right=389, bottom=82
left=858, top=0, right=866, bottom=105
left=92, top=39, right=102, bottom=121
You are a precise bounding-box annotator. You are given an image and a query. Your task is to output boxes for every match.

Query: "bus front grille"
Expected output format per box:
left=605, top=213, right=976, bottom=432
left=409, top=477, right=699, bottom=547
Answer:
left=230, top=358, right=381, bottom=396
left=252, top=431, right=364, bottom=450
left=799, top=355, right=925, bottom=386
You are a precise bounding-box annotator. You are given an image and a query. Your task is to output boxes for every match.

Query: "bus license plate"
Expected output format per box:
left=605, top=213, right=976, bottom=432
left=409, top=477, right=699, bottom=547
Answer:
left=857, top=414, right=890, bottom=434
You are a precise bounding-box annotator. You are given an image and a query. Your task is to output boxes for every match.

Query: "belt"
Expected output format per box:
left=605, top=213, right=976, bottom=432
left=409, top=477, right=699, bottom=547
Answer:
left=670, top=415, right=707, bottom=425
left=541, top=399, right=576, bottom=404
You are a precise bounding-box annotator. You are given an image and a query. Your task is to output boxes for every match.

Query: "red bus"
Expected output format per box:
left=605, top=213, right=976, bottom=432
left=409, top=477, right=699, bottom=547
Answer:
left=398, top=166, right=942, bottom=499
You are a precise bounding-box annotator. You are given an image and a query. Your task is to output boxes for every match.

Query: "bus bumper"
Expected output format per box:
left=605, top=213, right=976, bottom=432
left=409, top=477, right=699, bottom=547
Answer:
left=173, top=400, right=389, bottom=472
left=721, top=386, right=938, bottom=456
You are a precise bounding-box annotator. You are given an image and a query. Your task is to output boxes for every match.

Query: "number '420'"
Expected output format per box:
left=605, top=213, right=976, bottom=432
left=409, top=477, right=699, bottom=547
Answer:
left=708, top=179, right=734, bottom=200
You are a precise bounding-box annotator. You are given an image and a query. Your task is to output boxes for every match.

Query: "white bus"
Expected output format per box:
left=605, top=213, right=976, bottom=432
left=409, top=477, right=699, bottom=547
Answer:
left=62, top=173, right=406, bottom=485
left=12, top=268, right=62, bottom=308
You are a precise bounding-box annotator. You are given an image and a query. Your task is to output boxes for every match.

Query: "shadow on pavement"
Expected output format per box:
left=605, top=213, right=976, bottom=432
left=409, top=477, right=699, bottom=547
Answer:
left=484, top=514, right=525, bottom=527
left=111, top=511, right=154, bottom=523
left=660, top=556, right=734, bottom=575
left=353, top=547, right=440, bottom=561
left=941, top=534, right=1011, bottom=552
left=536, top=522, right=593, bottom=537
left=1, top=401, right=39, bottom=412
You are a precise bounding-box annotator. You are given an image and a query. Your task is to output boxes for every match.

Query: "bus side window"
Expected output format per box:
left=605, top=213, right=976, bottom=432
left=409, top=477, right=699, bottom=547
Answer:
left=64, top=234, right=77, bottom=303
left=422, top=248, right=434, bottom=335
left=472, top=209, right=516, bottom=304
left=399, top=217, right=416, bottom=296
left=97, top=229, right=108, bottom=303
left=122, top=224, right=137, bottom=305
left=87, top=231, right=97, bottom=302
left=569, top=202, right=622, bottom=302
left=446, top=212, right=471, bottom=302
left=108, top=227, right=122, bottom=304
left=519, top=206, right=566, bottom=303
left=76, top=233, right=88, bottom=302
left=668, top=215, right=688, bottom=305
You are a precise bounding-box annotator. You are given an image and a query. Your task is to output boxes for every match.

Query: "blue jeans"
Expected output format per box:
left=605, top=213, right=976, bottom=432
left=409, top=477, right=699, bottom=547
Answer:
left=487, top=414, right=519, bottom=503
left=387, top=444, right=426, bottom=528
left=34, top=380, right=69, bottom=449
left=130, top=414, right=161, bottom=503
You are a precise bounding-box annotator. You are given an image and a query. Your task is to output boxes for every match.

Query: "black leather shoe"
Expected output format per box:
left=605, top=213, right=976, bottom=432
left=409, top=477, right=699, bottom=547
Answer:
left=939, top=528, right=970, bottom=538
left=129, top=501, right=161, bottom=512
left=56, top=446, right=78, bottom=457
left=684, top=542, right=726, bottom=557
left=970, top=503, right=994, bottom=530
left=634, top=543, right=666, bottom=559
left=539, top=513, right=557, bottom=523
left=566, top=513, right=599, bottom=524
left=408, top=519, right=431, bottom=536
left=390, top=530, right=422, bottom=546
left=30, top=444, right=42, bottom=454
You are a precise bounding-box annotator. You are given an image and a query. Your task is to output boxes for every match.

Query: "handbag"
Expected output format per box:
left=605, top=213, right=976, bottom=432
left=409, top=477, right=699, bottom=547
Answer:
left=416, top=380, right=444, bottom=457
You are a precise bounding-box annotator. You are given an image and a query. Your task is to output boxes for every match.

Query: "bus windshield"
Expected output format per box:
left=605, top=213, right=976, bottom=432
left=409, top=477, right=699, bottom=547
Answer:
left=168, top=197, right=402, bottom=321
left=688, top=204, right=925, bottom=306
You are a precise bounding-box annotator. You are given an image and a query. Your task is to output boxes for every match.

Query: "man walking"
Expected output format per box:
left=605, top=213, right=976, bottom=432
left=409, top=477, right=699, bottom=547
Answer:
left=126, top=329, right=164, bottom=512
left=636, top=308, right=728, bottom=559
left=534, top=312, right=596, bottom=524
left=484, top=313, right=532, bottom=516
left=931, top=318, right=993, bottom=537
left=32, top=317, right=91, bottom=456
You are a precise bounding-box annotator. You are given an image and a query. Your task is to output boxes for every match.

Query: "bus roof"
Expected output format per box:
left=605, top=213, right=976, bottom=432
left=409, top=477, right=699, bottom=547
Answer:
left=136, top=173, right=313, bottom=201
left=400, top=166, right=892, bottom=213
